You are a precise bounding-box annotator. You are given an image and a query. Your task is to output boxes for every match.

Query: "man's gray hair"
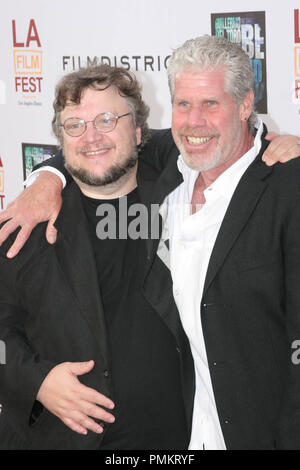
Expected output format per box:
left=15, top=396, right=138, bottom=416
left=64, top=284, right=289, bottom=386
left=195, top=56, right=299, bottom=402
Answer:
left=167, top=35, right=257, bottom=132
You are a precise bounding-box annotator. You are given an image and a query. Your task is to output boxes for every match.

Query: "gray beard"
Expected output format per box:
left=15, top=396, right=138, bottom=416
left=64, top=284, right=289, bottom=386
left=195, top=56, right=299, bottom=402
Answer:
left=64, top=149, right=138, bottom=187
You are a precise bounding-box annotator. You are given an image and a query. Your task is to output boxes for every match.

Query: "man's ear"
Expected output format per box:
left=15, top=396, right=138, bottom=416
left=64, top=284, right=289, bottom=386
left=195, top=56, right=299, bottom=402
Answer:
left=136, top=127, right=142, bottom=146
left=239, top=90, right=254, bottom=121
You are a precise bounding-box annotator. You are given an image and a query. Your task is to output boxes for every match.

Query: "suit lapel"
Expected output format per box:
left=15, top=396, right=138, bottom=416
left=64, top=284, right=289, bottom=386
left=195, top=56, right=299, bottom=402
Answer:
left=139, top=128, right=274, bottom=301
left=137, top=157, right=185, bottom=343
left=54, top=183, right=109, bottom=360
left=138, top=154, right=183, bottom=264
left=203, top=155, right=273, bottom=297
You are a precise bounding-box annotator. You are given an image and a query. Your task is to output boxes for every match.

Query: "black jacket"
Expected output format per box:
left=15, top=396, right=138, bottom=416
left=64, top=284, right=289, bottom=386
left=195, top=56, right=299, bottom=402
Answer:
left=2, top=127, right=300, bottom=449
left=143, top=128, right=300, bottom=449
left=0, top=153, right=195, bottom=450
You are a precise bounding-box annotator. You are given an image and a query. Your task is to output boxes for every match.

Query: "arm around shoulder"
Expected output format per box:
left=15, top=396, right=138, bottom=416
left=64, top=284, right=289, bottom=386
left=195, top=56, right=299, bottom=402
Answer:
left=0, top=170, right=63, bottom=257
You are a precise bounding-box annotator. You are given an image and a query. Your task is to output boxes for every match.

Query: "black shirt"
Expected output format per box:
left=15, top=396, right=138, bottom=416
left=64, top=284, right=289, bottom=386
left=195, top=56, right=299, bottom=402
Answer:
left=81, top=188, right=188, bottom=450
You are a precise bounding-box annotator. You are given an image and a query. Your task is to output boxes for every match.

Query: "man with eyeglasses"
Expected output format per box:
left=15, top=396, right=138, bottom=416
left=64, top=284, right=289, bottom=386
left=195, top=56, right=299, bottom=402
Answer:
left=1, top=50, right=300, bottom=451
left=0, top=65, right=195, bottom=450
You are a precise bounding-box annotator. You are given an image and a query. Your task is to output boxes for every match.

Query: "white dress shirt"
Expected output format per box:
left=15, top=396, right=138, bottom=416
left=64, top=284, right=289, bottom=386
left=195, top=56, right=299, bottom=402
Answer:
left=24, top=166, right=67, bottom=188
left=168, top=119, right=263, bottom=450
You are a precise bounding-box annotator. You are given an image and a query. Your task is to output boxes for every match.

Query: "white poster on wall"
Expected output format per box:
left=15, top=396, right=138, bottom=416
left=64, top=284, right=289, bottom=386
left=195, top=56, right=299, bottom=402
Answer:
left=0, top=0, right=299, bottom=207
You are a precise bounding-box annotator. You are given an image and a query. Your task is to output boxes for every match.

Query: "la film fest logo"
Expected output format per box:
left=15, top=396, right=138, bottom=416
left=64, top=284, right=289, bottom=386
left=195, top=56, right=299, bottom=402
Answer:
left=294, top=9, right=300, bottom=102
left=0, top=156, right=6, bottom=210
left=12, top=19, right=43, bottom=105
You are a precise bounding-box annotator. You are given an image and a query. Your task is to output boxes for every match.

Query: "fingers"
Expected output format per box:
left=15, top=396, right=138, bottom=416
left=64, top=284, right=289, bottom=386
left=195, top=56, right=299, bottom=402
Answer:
left=57, top=394, right=115, bottom=435
left=0, top=208, right=13, bottom=225
left=0, top=212, right=59, bottom=256
left=62, top=416, right=90, bottom=436
left=37, top=360, right=116, bottom=436
left=264, top=132, right=279, bottom=141
left=46, top=208, right=60, bottom=245
left=77, top=398, right=115, bottom=425
left=46, top=221, right=58, bottom=244
left=0, top=209, right=37, bottom=257
left=68, top=360, right=115, bottom=410
left=68, top=359, right=95, bottom=376
left=0, top=218, right=19, bottom=246
left=0, top=172, right=63, bottom=253
left=55, top=387, right=115, bottom=435
left=77, top=382, right=115, bottom=411
left=6, top=225, right=33, bottom=258
left=262, top=138, right=285, bottom=165
left=62, top=411, right=104, bottom=435
left=262, top=135, right=300, bottom=166
left=69, top=360, right=115, bottom=412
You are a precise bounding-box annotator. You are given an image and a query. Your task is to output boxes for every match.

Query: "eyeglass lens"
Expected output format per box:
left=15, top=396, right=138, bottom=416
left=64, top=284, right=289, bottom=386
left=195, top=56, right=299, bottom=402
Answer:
left=63, top=112, right=119, bottom=136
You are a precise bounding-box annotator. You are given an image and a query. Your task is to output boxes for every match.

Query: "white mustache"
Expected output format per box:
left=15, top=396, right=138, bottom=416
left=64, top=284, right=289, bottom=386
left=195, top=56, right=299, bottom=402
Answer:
left=179, top=129, right=218, bottom=138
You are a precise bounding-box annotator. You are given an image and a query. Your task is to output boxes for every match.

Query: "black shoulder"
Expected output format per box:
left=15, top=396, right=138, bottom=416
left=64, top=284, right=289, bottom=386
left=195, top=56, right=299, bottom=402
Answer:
left=33, top=149, right=63, bottom=172
left=267, top=157, right=300, bottom=199
left=139, top=128, right=179, bottom=172
left=272, top=156, right=300, bottom=179
left=33, top=149, right=73, bottom=186
left=0, top=222, right=49, bottom=263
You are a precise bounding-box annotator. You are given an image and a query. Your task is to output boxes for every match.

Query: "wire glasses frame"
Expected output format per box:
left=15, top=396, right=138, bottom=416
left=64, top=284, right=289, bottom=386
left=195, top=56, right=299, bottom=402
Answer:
left=58, top=111, right=132, bottom=137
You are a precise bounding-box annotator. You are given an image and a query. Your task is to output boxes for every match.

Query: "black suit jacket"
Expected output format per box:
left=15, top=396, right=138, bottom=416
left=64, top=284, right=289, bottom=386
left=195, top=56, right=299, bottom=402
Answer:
left=142, top=127, right=300, bottom=449
left=0, top=157, right=195, bottom=450
left=5, top=127, right=300, bottom=449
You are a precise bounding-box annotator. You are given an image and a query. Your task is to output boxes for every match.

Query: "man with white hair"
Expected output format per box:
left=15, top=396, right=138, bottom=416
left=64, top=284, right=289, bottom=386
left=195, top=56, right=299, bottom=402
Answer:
left=1, top=35, right=300, bottom=449
left=163, top=35, right=300, bottom=449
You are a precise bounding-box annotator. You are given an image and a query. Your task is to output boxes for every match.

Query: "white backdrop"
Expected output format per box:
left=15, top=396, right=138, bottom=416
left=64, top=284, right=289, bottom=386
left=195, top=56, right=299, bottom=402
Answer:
left=0, top=0, right=299, bottom=208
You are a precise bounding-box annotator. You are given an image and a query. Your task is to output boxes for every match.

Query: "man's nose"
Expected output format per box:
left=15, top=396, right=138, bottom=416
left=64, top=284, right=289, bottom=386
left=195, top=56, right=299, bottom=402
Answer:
left=186, top=107, right=207, bottom=128
left=83, top=120, right=104, bottom=142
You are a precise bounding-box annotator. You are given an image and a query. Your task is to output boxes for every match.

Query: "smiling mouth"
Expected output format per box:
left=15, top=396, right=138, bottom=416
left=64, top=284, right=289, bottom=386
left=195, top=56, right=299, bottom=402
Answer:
left=81, top=147, right=113, bottom=156
left=186, top=136, right=214, bottom=145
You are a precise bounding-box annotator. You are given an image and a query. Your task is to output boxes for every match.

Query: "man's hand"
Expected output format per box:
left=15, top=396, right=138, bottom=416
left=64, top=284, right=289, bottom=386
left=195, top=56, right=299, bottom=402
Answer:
left=262, top=133, right=300, bottom=166
left=36, top=360, right=115, bottom=435
left=0, top=171, right=63, bottom=258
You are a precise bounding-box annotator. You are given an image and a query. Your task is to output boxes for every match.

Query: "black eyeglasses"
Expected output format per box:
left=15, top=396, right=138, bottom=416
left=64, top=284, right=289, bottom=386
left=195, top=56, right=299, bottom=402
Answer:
left=58, top=111, right=131, bottom=137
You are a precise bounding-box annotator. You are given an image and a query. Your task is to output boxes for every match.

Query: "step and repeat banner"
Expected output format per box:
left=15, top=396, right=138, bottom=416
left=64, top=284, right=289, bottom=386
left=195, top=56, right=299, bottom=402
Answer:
left=0, top=0, right=299, bottom=208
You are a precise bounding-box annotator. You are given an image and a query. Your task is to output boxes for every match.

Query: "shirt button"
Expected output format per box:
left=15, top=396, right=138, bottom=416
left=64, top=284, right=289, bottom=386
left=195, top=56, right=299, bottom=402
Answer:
left=174, top=288, right=180, bottom=296
left=103, top=370, right=109, bottom=378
